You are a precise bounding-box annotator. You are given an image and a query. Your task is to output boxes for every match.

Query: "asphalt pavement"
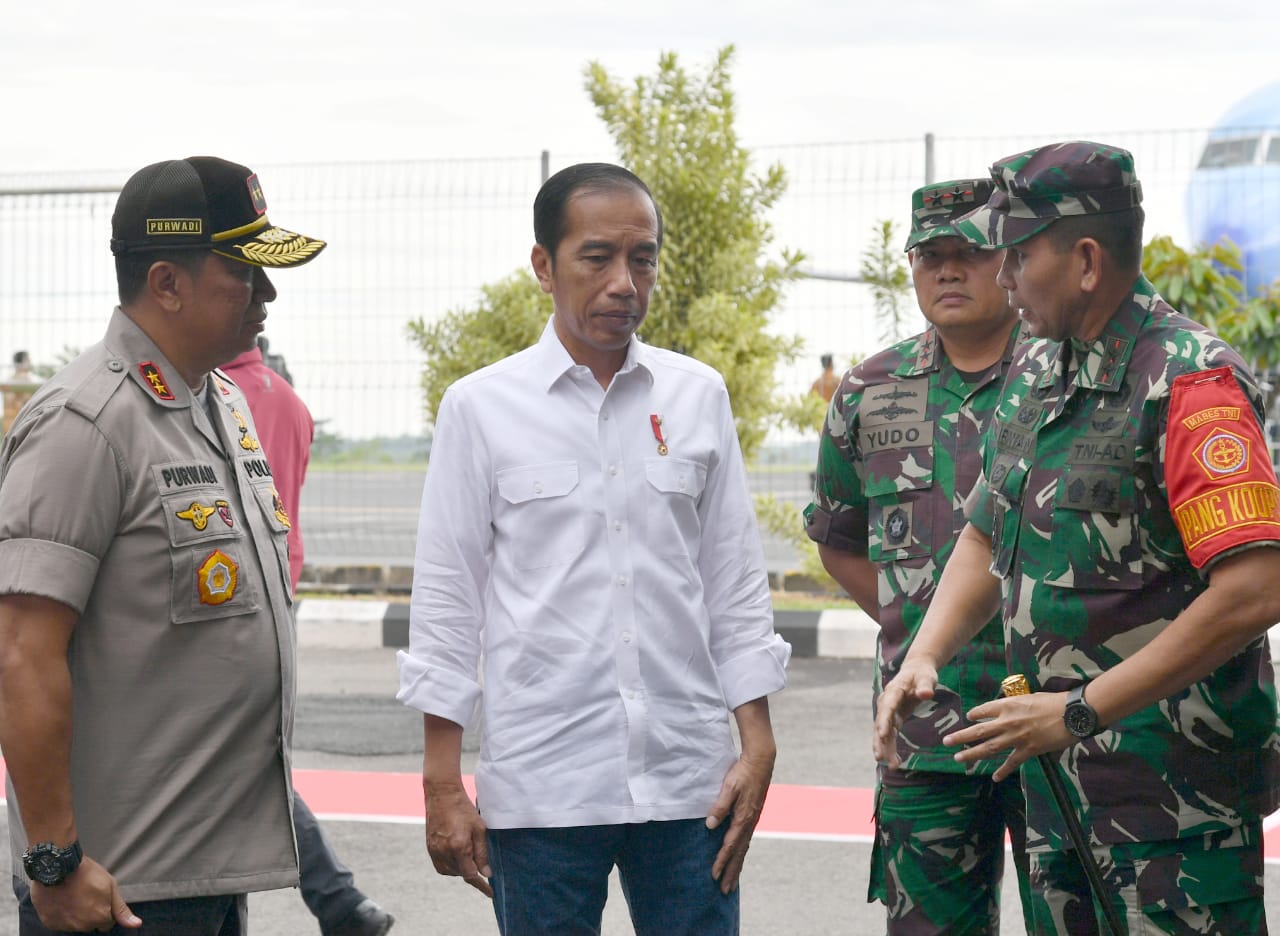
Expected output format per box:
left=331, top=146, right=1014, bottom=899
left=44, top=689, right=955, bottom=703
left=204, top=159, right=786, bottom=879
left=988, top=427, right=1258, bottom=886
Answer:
left=4, top=651, right=1279, bottom=934
left=0, top=653, right=1037, bottom=935
left=299, top=467, right=811, bottom=572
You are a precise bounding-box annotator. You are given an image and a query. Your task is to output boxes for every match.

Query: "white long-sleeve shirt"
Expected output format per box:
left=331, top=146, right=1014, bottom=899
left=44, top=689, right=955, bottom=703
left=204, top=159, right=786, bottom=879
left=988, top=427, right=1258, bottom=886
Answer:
left=397, top=319, right=790, bottom=829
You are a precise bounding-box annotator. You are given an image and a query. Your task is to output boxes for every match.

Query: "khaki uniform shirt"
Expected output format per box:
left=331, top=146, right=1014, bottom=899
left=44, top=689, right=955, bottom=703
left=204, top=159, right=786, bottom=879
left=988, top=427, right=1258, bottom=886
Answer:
left=0, top=308, right=298, bottom=901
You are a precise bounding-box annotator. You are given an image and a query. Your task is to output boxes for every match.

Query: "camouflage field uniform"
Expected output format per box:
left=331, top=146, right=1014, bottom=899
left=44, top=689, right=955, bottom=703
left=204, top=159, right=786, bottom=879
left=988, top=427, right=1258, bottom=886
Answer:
left=806, top=322, right=1032, bottom=935
left=968, top=276, right=1280, bottom=935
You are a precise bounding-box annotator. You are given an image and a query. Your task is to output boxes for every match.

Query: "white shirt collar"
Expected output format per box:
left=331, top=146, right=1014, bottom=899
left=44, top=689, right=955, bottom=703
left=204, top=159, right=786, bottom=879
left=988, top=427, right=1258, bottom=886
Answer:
left=530, top=315, right=652, bottom=394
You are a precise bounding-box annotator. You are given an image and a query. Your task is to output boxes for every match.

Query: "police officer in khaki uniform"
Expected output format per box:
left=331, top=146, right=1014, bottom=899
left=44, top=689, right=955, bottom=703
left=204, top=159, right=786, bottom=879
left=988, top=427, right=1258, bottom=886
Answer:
left=0, top=156, right=325, bottom=935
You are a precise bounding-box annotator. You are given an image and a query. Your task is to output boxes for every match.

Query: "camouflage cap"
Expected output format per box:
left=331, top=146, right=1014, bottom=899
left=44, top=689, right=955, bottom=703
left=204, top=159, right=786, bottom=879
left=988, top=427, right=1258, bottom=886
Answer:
left=956, top=141, right=1143, bottom=248
left=903, top=178, right=996, bottom=251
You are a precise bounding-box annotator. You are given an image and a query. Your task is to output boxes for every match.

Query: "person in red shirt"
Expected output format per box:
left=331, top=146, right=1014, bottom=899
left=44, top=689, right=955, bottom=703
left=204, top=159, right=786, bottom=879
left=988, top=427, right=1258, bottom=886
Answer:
left=223, top=341, right=394, bottom=936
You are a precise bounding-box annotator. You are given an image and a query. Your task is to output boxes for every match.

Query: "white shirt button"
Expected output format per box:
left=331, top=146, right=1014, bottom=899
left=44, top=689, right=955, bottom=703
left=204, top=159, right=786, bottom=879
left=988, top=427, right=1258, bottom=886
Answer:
left=602, top=411, right=610, bottom=420
left=609, top=465, right=619, bottom=477
left=613, top=521, right=623, bottom=532
left=616, top=575, right=628, bottom=587
left=621, top=632, right=632, bottom=643
left=533, top=482, right=543, bottom=494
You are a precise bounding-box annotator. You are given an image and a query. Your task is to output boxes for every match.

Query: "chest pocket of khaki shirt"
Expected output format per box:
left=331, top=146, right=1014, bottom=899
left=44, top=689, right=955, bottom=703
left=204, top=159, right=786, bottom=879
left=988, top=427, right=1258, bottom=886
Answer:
left=160, top=489, right=264, bottom=624
left=246, top=477, right=295, bottom=604
left=861, top=447, right=933, bottom=563
left=644, top=456, right=707, bottom=558
left=495, top=462, right=585, bottom=570
left=1045, top=466, right=1142, bottom=591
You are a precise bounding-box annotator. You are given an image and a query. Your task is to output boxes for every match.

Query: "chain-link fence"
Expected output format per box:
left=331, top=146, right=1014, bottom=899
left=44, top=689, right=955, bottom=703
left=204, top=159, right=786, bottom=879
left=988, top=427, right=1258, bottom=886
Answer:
left=2, top=128, right=1275, bottom=568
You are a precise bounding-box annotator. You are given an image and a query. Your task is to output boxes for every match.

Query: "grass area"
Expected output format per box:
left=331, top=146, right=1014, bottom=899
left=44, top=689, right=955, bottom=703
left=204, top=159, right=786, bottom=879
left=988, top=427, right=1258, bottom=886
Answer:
left=771, top=590, right=860, bottom=611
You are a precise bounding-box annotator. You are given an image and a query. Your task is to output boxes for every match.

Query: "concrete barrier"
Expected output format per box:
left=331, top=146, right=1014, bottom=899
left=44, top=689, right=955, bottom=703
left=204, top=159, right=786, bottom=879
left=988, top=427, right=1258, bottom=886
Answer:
left=296, top=598, right=877, bottom=659
left=296, top=598, right=1280, bottom=666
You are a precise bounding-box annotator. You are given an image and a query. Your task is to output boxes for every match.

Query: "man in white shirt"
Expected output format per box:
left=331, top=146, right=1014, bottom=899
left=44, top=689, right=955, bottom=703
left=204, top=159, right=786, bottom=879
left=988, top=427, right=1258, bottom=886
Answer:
left=396, top=163, right=790, bottom=935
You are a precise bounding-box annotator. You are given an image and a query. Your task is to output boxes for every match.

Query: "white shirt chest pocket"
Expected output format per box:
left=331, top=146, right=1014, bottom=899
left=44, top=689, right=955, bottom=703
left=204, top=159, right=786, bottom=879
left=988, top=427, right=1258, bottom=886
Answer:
left=644, top=456, right=708, bottom=558
left=495, top=461, right=586, bottom=570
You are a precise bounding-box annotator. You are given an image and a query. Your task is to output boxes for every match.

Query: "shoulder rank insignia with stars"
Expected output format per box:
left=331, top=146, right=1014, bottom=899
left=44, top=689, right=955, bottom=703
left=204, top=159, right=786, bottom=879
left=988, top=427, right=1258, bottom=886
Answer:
left=139, top=361, right=176, bottom=401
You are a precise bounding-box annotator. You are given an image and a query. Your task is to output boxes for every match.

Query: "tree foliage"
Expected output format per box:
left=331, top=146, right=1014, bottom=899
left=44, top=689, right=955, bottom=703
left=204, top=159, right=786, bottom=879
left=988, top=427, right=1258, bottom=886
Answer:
left=407, top=47, right=805, bottom=462
left=580, top=46, right=805, bottom=459
left=1143, top=234, right=1280, bottom=377
left=861, top=219, right=913, bottom=345
left=407, top=270, right=550, bottom=420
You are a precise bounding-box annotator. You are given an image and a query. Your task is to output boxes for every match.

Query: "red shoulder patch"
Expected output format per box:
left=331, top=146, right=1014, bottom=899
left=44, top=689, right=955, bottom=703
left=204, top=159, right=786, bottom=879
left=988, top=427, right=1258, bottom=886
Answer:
left=1166, top=367, right=1280, bottom=568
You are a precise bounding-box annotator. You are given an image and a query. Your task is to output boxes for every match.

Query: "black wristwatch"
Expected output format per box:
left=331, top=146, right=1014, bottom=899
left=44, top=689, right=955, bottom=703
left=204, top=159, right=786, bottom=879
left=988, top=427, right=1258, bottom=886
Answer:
left=22, top=840, right=83, bottom=886
left=1063, top=684, right=1102, bottom=739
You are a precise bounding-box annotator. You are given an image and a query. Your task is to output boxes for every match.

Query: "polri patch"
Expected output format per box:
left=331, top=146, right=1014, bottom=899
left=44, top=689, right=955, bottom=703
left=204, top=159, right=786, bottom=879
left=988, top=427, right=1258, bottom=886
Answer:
left=246, top=174, right=268, bottom=215
left=271, top=486, right=291, bottom=529
left=197, top=549, right=239, bottom=605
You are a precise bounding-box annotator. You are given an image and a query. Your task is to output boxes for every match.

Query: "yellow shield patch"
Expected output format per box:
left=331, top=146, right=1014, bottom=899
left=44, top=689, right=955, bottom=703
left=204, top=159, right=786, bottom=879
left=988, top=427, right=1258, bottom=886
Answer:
left=197, top=549, right=239, bottom=606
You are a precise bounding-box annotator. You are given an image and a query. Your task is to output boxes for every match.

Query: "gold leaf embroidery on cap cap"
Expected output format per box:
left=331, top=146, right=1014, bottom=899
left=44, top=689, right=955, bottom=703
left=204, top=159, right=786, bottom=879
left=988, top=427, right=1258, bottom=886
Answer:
left=237, top=232, right=324, bottom=267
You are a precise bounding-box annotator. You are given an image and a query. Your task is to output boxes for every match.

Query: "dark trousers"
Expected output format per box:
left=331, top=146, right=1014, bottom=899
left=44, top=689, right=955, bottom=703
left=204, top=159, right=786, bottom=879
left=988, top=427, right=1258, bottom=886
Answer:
left=487, top=819, right=739, bottom=936
left=13, top=797, right=362, bottom=934
left=294, top=793, right=368, bottom=927
left=14, top=880, right=246, bottom=936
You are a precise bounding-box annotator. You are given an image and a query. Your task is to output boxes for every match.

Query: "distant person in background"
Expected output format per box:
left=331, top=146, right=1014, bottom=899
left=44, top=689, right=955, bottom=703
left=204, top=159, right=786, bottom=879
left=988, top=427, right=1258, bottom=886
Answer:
left=805, top=178, right=1030, bottom=934
left=222, top=343, right=395, bottom=936
left=2, top=351, right=38, bottom=434
left=257, top=335, right=294, bottom=386
left=810, top=352, right=839, bottom=402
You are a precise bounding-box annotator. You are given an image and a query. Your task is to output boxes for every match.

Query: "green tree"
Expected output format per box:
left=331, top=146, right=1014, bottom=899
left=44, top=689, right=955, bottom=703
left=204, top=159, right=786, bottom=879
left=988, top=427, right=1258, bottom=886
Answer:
left=1143, top=234, right=1280, bottom=389
left=861, top=219, right=912, bottom=344
left=583, top=46, right=804, bottom=458
left=407, top=46, right=804, bottom=462
left=407, top=271, right=550, bottom=420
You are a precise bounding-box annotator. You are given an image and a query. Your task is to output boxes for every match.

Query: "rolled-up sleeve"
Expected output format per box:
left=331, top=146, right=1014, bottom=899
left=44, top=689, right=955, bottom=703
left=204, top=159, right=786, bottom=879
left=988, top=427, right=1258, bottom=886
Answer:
left=0, top=405, right=122, bottom=612
left=696, top=382, right=790, bottom=710
left=396, top=388, right=493, bottom=728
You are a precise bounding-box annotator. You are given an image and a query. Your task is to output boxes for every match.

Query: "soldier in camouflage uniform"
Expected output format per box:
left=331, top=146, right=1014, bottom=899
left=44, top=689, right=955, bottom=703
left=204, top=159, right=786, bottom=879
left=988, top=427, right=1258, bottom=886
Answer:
left=805, top=179, right=1032, bottom=935
left=874, top=141, right=1280, bottom=935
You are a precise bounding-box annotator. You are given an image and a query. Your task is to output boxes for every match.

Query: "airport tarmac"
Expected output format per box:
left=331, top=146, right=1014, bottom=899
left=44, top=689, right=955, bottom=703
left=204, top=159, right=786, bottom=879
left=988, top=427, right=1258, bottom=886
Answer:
left=2, top=650, right=1278, bottom=934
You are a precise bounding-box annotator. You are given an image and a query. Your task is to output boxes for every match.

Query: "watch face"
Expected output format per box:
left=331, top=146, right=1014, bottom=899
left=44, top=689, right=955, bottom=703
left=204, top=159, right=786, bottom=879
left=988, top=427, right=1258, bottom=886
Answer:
left=1065, top=702, right=1098, bottom=738
left=23, top=842, right=79, bottom=886
left=26, top=851, right=66, bottom=886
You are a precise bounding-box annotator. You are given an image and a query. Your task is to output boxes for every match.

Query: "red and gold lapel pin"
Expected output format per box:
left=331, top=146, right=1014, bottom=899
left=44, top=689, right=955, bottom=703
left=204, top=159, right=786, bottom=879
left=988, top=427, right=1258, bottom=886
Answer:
left=650, top=414, right=669, bottom=456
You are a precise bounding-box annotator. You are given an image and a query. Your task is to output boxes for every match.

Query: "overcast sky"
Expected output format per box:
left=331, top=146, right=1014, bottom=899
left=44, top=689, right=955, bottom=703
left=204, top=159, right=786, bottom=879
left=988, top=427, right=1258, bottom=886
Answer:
left=4, top=0, right=1280, bottom=175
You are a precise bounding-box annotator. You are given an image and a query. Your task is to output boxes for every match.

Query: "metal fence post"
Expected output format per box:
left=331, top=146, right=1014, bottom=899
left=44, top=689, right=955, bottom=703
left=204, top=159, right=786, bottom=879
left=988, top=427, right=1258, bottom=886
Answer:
left=541, top=150, right=550, bottom=185
left=924, top=132, right=935, bottom=185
